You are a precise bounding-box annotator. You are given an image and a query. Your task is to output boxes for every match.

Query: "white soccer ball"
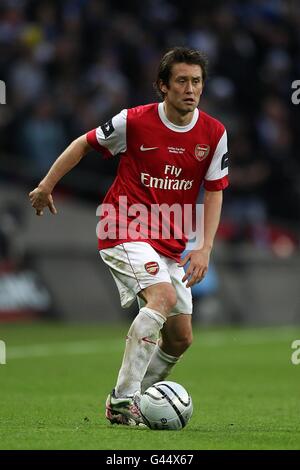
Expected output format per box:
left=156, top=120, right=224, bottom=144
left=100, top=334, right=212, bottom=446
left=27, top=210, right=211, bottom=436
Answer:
left=140, top=381, right=193, bottom=430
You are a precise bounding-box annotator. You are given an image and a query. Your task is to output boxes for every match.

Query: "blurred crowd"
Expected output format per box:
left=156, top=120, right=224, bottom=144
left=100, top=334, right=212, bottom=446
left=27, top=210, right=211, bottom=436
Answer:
left=0, top=0, right=300, bottom=250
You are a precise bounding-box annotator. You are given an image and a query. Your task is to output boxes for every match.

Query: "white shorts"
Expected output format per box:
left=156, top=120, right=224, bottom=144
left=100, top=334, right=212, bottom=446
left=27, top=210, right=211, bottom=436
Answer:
left=100, top=242, right=193, bottom=316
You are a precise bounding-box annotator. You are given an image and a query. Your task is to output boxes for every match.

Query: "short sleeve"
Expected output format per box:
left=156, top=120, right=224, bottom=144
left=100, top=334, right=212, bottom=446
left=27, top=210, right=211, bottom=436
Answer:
left=86, top=109, right=127, bottom=158
left=204, top=130, right=229, bottom=191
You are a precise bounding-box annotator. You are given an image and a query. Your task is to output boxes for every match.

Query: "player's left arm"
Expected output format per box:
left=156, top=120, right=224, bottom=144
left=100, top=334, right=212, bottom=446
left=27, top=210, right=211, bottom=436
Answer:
left=180, top=190, right=223, bottom=288
left=180, top=127, right=228, bottom=288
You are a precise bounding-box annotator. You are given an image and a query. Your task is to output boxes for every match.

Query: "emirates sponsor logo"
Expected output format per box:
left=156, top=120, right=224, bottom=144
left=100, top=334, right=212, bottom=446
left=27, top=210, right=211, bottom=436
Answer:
left=144, top=261, right=160, bottom=275
left=141, top=173, right=193, bottom=190
left=140, top=164, right=193, bottom=190
left=195, top=144, right=210, bottom=162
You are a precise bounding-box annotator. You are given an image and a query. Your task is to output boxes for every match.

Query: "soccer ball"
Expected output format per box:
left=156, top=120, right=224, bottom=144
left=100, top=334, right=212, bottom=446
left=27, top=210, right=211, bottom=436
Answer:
left=140, top=381, right=193, bottom=430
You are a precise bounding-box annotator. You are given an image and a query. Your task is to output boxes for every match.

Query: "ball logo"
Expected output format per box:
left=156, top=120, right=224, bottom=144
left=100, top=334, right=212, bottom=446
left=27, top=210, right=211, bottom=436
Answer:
left=144, top=261, right=159, bottom=275
left=195, top=144, right=210, bottom=162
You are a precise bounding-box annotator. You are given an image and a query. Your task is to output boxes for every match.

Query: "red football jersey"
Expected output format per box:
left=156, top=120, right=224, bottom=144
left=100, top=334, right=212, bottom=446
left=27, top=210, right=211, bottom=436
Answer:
left=86, top=103, right=228, bottom=261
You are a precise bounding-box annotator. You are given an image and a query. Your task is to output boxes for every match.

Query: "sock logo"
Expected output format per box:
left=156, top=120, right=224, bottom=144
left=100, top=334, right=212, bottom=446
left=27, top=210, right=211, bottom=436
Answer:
left=141, top=337, right=157, bottom=345
left=144, top=261, right=159, bottom=275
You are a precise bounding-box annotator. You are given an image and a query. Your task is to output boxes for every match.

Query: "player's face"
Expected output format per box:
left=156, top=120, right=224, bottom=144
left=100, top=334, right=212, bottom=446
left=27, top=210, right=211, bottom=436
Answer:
left=161, top=63, right=204, bottom=115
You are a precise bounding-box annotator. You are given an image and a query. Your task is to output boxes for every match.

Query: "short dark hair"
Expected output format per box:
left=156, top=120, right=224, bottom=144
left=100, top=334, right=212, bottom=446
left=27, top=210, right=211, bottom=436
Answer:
left=154, top=47, right=208, bottom=100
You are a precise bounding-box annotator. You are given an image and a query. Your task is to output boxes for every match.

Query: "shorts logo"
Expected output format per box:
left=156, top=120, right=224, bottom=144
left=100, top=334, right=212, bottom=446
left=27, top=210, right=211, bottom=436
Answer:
left=144, top=261, right=159, bottom=275
left=195, top=144, right=210, bottom=162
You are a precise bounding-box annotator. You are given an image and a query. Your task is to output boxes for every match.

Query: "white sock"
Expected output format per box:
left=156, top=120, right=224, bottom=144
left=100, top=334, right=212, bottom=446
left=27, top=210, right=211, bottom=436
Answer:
left=115, top=307, right=165, bottom=397
left=141, top=345, right=180, bottom=393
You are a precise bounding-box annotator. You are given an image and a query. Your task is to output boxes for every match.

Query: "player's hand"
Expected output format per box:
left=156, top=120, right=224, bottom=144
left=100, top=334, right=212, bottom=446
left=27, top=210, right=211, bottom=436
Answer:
left=28, top=186, right=57, bottom=216
left=179, top=248, right=211, bottom=288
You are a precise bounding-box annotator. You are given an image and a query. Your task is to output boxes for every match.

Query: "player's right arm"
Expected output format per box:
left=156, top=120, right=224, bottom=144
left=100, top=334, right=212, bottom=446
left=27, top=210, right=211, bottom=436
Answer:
left=29, top=109, right=127, bottom=216
left=29, top=134, right=92, bottom=216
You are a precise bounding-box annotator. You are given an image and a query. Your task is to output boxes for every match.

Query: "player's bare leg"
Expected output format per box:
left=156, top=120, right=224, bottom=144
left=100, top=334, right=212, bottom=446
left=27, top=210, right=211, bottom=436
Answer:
left=160, top=313, right=193, bottom=356
left=141, top=314, right=192, bottom=393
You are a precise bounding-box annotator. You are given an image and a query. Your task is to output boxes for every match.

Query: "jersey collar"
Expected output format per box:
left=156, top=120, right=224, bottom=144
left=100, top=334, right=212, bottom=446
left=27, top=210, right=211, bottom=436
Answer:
left=158, top=102, right=199, bottom=132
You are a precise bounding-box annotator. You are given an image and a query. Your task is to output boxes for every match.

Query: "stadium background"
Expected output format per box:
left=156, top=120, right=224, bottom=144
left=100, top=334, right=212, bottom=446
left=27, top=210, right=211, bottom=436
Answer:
left=0, top=0, right=299, bottom=324
left=0, top=0, right=300, bottom=451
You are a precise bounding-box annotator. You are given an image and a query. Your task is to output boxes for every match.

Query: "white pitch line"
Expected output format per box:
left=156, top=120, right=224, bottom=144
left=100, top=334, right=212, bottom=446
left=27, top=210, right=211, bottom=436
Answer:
left=7, top=340, right=111, bottom=359
left=4, top=328, right=300, bottom=360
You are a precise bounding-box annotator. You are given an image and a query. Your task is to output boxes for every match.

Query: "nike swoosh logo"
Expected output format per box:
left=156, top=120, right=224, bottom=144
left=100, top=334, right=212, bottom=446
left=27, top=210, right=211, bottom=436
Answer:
left=140, top=145, right=159, bottom=151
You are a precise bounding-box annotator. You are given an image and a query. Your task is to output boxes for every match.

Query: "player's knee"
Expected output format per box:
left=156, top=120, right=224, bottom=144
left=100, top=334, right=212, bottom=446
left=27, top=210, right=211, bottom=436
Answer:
left=163, top=286, right=177, bottom=313
left=144, top=283, right=177, bottom=315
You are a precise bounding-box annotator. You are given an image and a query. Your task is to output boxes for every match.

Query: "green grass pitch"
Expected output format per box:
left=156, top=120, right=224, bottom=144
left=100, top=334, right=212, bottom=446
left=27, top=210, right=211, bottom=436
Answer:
left=0, top=322, right=299, bottom=450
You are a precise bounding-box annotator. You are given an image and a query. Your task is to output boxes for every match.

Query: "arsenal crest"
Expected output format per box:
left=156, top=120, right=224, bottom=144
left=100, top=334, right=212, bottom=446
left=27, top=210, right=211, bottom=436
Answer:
left=195, top=144, right=210, bottom=162
left=144, top=261, right=159, bottom=275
